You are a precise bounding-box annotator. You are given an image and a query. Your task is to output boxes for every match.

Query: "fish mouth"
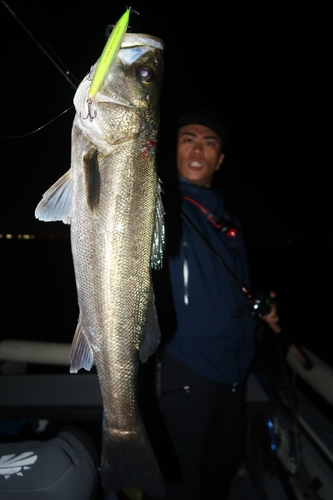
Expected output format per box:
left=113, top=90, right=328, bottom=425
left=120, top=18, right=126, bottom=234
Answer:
left=74, top=73, right=135, bottom=122
left=97, top=95, right=135, bottom=108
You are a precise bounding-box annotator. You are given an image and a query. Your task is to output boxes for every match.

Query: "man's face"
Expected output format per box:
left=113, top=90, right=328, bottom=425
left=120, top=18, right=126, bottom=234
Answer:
left=177, top=124, right=225, bottom=187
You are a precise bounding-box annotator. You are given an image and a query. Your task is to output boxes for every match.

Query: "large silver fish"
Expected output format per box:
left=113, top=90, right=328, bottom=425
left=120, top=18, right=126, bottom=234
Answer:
left=35, top=33, right=165, bottom=497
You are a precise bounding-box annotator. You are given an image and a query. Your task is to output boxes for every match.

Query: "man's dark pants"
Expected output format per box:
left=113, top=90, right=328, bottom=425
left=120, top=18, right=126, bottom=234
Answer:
left=152, top=349, right=246, bottom=500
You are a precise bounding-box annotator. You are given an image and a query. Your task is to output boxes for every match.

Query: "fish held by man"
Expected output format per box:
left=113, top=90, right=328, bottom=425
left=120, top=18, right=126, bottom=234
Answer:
left=35, top=32, right=165, bottom=497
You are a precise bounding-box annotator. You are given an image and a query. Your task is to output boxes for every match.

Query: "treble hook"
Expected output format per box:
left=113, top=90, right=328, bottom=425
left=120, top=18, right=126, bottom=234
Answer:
left=79, top=98, right=97, bottom=121
left=87, top=99, right=97, bottom=120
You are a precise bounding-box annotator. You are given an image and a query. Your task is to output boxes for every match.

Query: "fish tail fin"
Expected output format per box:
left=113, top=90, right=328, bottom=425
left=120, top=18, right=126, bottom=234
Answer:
left=101, top=416, right=165, bottom=498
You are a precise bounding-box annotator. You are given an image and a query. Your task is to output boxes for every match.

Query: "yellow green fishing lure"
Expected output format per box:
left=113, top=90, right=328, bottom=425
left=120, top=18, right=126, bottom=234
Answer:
left=89, top=8, right=131, bottom=99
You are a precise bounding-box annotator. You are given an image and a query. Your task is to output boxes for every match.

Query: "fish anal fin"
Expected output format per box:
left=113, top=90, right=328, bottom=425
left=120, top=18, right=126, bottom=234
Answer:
left=101, top=415, right=165, bottom=497
left=151, top=180, right=165, bottom=269
left=83, top=147, right=100, bottom=214
left=35, top=170, right=72, bottom=224
left=69, top=320, right=94, bottom=373
left=139, top=286, right=161, bottom=364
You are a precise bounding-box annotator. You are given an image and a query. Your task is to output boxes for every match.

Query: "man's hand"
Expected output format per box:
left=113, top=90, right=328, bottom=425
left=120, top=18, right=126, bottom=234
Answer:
left=262, top=291, right=280, bottom=333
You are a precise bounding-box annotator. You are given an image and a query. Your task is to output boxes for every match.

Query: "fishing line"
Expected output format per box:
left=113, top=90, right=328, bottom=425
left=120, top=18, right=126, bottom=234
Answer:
left=0, top=0, right=79, bottom=90
left=0, top=0, right=79, bottom=138
left=0, top=104, right=74, bottom=138
left=0, top=2, right=141, bottom=138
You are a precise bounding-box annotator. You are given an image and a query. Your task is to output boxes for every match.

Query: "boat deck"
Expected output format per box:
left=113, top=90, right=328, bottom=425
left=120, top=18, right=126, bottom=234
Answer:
left=0, top=370, right=288, bottom=499
left=1, top=359, right=332, bottom=499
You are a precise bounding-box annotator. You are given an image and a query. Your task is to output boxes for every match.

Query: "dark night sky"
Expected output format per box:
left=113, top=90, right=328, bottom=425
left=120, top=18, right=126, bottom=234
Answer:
left=0, top=1, right=331, bottom=361
left=0, top=0, right=330, bottom=239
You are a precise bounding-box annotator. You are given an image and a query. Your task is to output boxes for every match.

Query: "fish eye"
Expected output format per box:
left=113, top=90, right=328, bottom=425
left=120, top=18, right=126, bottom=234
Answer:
left=139, top=66, right=155, bottom=83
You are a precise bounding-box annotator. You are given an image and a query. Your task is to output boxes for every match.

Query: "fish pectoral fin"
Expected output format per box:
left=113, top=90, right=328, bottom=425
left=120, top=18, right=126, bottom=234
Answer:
left=83, top=147, right=100, bottom=214
left=139, top=287, right=161, bottom=363
left=35, top=170, right=73, bottom=224
left=69, top=319, right=94, bottom=373
left=151, top=180, right=165, bottom=269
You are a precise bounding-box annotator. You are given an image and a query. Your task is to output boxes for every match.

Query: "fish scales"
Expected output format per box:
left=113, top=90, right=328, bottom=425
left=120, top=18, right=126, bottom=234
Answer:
left=35, top=33, right=165, bottom=497
left=71, top=141, right=157, bottom=418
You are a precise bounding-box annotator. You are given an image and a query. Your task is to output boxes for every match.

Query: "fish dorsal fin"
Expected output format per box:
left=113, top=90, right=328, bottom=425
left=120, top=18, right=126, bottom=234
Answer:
left=139, top=286, right=161, bottom=363
left=150, top=180, right=165, bottom=269
left=35, top=170, right=72, bottom=224
left=69, top=319, right=94, bottom=373
left=84, top=147, right=100, bottom=214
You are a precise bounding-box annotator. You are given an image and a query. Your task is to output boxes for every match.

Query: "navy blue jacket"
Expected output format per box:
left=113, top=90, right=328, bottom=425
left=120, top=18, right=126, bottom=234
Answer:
left=157, top=179, right=258, bottom=387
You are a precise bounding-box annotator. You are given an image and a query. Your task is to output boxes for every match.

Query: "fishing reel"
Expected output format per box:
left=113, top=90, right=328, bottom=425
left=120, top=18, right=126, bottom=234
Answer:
left=247, top=289, right=274, bottom=320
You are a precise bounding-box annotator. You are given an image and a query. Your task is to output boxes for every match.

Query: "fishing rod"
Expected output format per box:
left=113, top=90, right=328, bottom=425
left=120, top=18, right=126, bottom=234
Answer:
left=0, top=0, right=79, bottom=90
left=0, top=0, right=80, bottom=137
left=0, top=4, right=141, bottom=138
left=181, top=208, right=313, bottom=371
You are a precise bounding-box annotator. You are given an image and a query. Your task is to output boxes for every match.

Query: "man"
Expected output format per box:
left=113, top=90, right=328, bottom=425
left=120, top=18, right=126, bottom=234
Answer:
left=147, top=109, right=279, bottom=500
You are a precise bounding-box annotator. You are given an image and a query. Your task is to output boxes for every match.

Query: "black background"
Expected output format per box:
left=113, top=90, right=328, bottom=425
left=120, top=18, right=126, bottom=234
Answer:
left=0, top=0, right=331, bottom=363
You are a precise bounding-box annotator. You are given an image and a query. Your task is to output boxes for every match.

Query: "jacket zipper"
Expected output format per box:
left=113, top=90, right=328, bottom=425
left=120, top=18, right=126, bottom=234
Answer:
left=183, top=240, right=189, bottom=305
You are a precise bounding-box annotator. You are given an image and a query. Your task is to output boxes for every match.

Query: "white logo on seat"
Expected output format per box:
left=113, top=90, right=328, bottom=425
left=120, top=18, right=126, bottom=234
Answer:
left=0, top=452, right=37, bottom=479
